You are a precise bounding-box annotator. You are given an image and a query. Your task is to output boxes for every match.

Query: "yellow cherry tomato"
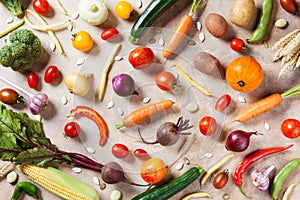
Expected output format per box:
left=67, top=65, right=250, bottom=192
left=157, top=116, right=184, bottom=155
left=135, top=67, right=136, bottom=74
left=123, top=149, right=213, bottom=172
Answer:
left=115, top=1, right=133, bottom=19
left=72, top=31, right=93, bottom=52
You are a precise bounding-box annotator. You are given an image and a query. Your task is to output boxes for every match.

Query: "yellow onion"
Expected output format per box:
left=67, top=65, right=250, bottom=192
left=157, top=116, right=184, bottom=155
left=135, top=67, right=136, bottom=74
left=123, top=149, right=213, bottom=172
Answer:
left=64, top=73, right=90, bottom=96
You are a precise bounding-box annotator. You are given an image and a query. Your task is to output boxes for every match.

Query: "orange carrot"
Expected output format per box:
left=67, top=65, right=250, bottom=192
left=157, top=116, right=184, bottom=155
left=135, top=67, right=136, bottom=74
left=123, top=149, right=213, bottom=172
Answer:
left=235, top=83, right=300, bottom=122
left=116, top=100, right=175, bottom=129
left=162, top=0, right=207, bottom=58
left=235, top=94, right=282, bottom=122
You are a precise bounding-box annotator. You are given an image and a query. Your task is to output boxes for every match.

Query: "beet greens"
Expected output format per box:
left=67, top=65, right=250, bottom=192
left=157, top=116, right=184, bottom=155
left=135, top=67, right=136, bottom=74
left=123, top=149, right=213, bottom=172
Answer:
left=0, top=103, right=145, bottom=186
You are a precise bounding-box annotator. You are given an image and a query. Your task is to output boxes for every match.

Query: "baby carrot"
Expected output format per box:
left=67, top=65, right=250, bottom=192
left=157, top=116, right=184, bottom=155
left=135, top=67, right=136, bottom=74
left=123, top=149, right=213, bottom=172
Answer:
left=162, top=0, right=207, bottom=58
left=235, top=83, right=300, bottom=122
left=116, top=100, right=174, bottom=129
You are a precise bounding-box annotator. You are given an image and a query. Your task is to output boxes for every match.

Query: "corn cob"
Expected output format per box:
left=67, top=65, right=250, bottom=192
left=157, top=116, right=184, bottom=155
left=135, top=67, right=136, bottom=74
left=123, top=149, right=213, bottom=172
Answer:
left=17, top=165, right=99, bottom=200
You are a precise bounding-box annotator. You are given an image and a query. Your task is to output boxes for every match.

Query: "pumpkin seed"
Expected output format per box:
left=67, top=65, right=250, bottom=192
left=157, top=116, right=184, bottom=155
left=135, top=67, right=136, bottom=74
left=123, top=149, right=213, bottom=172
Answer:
left=275, top=19, right=287, bottom=28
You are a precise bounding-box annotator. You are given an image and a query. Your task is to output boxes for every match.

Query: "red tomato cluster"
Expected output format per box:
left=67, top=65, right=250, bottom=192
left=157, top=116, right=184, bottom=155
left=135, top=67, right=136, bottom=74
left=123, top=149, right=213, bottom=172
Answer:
left=27, top=65, right=59, bottom=89
left=111, top=143, right=148, bottom=159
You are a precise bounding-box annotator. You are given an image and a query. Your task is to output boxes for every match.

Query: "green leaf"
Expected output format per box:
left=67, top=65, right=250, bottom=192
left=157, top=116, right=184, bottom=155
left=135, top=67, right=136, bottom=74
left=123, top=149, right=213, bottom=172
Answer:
left=0, top=129, right=21, bottom=160
left=13, top=147, right=56, bottom=167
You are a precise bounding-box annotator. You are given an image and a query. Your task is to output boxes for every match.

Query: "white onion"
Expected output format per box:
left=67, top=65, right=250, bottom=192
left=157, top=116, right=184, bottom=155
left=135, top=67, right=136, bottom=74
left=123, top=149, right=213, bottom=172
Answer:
left=64, top=73, right=90, bottom=96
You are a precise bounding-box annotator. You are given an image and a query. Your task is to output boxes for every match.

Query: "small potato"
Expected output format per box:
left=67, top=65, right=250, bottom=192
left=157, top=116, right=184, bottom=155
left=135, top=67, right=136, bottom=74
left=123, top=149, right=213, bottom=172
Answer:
left=230, top=0, right=255, bottom=27
left=205, top=13, right=228, bottom=38
left=193, top=52, right=221, bottom=75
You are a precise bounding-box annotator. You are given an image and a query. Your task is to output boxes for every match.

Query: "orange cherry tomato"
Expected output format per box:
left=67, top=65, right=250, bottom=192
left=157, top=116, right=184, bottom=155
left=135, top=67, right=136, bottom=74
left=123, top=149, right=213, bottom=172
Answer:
left=72, top=31, right=93, bottom=52
left=140, top=158, right=167, bottom=184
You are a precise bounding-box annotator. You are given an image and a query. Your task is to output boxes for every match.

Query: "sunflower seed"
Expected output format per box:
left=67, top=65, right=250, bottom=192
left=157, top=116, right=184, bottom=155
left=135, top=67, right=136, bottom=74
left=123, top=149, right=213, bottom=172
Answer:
left=93, top=177, right=100, bottom=185
left=72, top=167, right=82, bottom=173
left=264, top=121, right=271, bottom=131
left=263, top=41, right=269, bottom=49
left=6, top=17, right=14, bottom=24
left=86, top=147, right=95, bottom=154
left=176, top=162, right=184, bottom=171
left=158, top=38, right=165, bottom=46
left=49, top=42, right=56, bottom=51
left=100, top=183, right=106, bottom=190
left=76, top=57, right=85, bottom=66
left=238, top=96, right=246, bottom=103
left=71, top=11, right=79, bottom=20
left=135, top=0, right=142, bottom=9
left=107, top=101, right=115, bottom=109
left=196, top=21, right=202, bottom=31
left=143, top=97, right=151, bottom=104
left=61, top=95, right=68, bottom=105
left=154, top=28, right=162, bottom=34
left=114, top=55, right=123, bottom=61
left=199, top=33, right=205, bottom=43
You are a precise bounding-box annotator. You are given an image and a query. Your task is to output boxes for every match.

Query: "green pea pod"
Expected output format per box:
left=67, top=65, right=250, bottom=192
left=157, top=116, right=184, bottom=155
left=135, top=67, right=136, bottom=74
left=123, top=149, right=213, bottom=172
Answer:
left=247, top=0, right=273, bottom=43
left=271, top=158, right=300, bottom=200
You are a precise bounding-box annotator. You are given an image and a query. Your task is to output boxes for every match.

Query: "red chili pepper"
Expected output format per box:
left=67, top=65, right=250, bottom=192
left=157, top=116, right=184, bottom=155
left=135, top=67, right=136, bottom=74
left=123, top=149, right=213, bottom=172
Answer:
left=233, top=144, right=293, bottom=196
left=70, top=106, right=108, bottom=146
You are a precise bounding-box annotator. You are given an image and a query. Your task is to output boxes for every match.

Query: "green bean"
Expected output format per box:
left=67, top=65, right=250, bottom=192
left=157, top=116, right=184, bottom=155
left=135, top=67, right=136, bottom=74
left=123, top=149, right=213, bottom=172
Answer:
left=270, top=158, right=300, bottom=200
left=247, top=0, right=273, bottom=43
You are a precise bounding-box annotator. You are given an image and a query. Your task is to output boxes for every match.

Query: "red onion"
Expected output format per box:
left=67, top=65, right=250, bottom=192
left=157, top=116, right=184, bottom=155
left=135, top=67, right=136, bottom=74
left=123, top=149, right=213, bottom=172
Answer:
left=225, top=130, right=259, bottom=152
left=112, top=73, right=137, bottom=97
left=250, top=165, right=274, bottom=191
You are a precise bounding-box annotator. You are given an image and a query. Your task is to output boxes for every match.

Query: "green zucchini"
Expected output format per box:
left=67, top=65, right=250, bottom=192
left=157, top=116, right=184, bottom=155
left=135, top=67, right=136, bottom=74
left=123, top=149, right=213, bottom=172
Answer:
left=131, top=165, right=205, bottom=200
left=128, top=0, right=179, bottom=43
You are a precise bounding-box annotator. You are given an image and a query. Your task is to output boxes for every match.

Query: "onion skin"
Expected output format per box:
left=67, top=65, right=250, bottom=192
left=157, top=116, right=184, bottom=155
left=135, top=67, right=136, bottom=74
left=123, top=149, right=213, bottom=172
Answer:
left=112, top=73, right=137, bottom=97
left=225, top=130, right=258, bottom=152
left=64, top=73, right=90, bottom=96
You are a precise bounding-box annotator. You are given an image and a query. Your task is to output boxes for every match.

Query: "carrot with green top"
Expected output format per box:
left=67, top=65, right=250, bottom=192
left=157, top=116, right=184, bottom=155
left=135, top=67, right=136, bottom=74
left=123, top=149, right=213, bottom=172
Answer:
left=116, top=100, right=175, bottom=129
left=235, top=83, right=300, bottom=122
left=162, top=0, right=207, bottom=58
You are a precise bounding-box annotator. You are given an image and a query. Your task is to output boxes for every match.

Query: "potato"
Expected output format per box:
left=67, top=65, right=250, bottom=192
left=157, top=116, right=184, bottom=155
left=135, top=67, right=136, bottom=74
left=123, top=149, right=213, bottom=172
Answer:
left=205, top=13, right=228, bottom=38
left=229, top=0, right=255, bottom=27
left=193, top=52, right=221, bottom=75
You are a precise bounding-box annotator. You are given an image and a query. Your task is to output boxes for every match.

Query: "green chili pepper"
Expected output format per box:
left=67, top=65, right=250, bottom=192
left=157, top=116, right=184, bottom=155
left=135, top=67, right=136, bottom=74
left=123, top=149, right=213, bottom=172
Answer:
left=247, top=0, right=273, bottom=43
left=11, top=181, right=42, bottom=200
left=270, top=158, right=300, bottom=200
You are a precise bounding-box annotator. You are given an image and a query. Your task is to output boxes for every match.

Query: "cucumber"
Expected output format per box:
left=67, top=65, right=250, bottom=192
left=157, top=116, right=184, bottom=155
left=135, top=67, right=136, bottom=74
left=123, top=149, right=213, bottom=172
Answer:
left=128, top=0, right=179, bottom=43
left=131, top=165, right=205, bottom=200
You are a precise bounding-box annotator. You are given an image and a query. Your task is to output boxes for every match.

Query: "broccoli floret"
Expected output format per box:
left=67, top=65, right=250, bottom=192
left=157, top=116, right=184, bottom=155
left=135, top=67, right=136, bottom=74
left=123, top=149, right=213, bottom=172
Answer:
left=0, top=29, right=43, bottom=72
left=0, top=0, right=23, bottom=16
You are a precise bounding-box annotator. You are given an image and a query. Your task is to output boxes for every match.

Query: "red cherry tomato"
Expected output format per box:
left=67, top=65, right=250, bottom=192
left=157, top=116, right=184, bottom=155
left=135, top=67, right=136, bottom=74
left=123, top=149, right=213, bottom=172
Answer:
left=280, top=0, right=298, bottom=14
left=27, top=72, right=39, bottom=89
left=64, top=122, right=80, bottom=138
left=199, top=116, right=217, bottom=136
left=215, top=94, right=231, bottom=112
left=44, top=65, right=59, bottom=83
left=133, top=149, right=148, bottom=159
left=213, top=169, right=229, bottom=189
left=33, top=0, right=51, bottom=16
left=230, top=38, right=246, bottom=52
left=112, top=143, right=129, bottom=158
left=154, top=71, right=176, bottom=91
left=101, top=28, right=119, bottom=40
left=281, top=118, right=300, bottom=139
left=128, top=47, right=154, bottom=70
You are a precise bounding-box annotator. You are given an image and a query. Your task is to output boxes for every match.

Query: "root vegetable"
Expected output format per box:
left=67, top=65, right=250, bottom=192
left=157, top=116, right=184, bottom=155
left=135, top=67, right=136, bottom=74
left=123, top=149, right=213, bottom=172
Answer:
left=138, top=117, right=193, bottom=146
left=193, top=52, right=221, bottom=75
left=229, top=0, right=255, bottom=27
left=205, top=13, right=228, bottom=38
